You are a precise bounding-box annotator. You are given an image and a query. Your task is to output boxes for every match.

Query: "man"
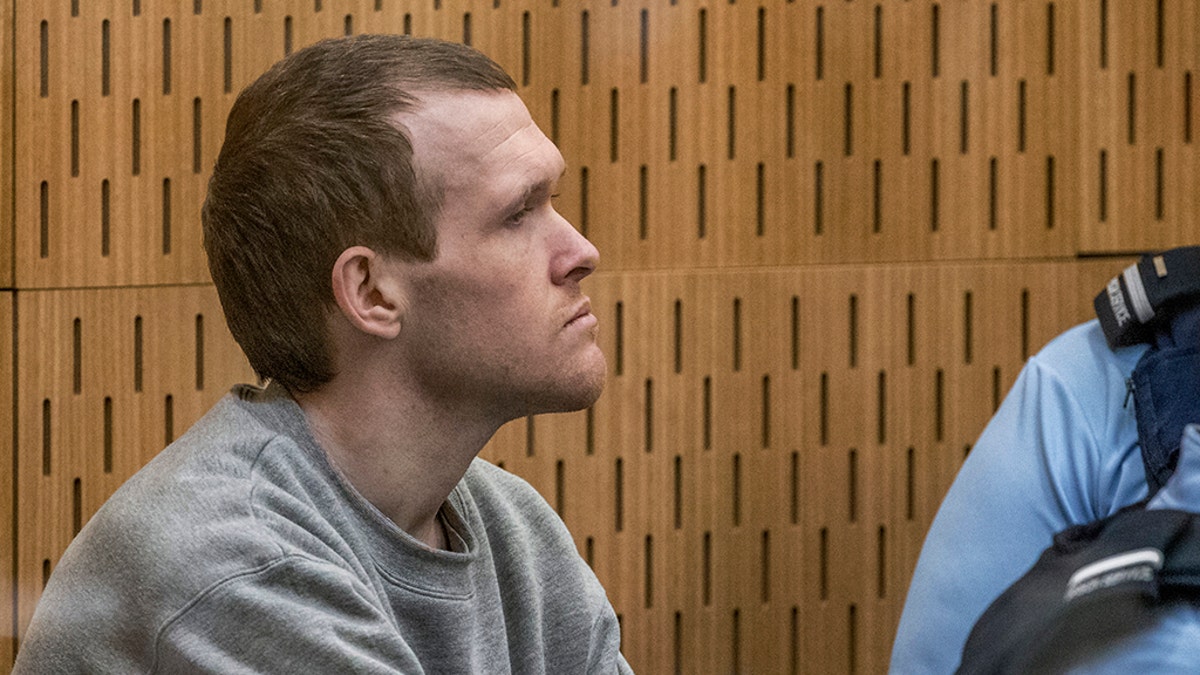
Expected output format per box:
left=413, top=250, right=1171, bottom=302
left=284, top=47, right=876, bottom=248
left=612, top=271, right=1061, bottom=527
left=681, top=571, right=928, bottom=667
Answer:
left=890, top=310, right=1198, bottom=672
left=15, top=35, right=631, bottom=673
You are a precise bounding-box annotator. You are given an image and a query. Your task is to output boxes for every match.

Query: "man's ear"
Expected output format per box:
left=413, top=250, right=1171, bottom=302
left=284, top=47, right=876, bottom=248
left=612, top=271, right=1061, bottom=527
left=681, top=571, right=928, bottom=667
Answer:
left=330, top=246, right=405, bottom=339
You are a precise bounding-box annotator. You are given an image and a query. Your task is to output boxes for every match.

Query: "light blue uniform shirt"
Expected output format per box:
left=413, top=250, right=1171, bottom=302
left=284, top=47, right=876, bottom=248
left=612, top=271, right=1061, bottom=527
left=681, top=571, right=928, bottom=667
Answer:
left=890, top=320, right=1154, bottom=673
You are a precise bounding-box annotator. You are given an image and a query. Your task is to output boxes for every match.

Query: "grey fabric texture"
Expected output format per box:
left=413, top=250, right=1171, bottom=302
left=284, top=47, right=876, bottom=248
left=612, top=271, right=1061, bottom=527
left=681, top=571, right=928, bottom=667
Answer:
left=15, top=384, right=630, bottom=674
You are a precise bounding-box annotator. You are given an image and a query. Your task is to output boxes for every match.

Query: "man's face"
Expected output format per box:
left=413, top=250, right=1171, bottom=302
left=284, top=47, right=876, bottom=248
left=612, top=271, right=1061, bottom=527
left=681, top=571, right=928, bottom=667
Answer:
left=392, top=89, right=606, bottom=421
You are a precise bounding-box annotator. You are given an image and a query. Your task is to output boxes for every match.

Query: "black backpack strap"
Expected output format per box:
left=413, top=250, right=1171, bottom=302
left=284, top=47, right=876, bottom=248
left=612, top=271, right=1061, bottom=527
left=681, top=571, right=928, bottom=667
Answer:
left=1094, top=246, right=1200, bottom=495
left=957, top=507, right=1200, bottom=675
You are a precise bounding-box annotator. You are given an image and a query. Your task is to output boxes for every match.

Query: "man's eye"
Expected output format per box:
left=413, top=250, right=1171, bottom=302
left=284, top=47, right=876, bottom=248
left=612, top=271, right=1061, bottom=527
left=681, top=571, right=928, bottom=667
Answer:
left=506, top=205, right=536, bottom=226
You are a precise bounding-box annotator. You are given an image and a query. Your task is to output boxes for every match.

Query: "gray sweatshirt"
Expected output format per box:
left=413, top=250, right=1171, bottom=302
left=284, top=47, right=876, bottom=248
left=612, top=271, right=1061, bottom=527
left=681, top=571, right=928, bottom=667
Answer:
left=15, top=384, right=631, bottom=674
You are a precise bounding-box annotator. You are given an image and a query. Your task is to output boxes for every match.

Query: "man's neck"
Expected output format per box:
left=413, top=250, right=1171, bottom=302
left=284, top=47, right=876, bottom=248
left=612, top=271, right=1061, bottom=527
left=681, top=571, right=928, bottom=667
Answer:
left=293, top=379, right=500, bottom=550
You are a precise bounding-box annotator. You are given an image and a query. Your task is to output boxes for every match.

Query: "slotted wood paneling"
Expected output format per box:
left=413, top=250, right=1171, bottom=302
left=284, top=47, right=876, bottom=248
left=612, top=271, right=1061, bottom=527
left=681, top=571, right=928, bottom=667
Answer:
left=2, top=1, right=1197, bottom=674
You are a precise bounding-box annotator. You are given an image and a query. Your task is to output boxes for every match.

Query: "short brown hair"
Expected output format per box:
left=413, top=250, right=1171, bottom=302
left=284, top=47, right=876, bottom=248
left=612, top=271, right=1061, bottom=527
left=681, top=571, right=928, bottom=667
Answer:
left=203, top=35, right=516, bottom=393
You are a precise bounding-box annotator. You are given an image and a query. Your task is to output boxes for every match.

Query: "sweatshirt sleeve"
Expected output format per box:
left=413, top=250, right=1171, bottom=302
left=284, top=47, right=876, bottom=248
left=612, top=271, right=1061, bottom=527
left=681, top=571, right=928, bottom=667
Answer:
left=888, top=322, right=1147, bottom=675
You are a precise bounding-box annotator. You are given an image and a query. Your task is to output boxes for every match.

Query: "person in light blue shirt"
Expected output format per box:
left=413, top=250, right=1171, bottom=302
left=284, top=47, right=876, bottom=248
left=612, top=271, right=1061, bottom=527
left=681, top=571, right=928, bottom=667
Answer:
left=890, top=319, right=1152, bottom=673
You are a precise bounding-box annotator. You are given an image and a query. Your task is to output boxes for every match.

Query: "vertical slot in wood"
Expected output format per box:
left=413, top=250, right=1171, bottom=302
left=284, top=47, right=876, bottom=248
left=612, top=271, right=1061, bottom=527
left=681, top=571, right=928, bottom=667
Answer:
left=42, top=399, right=52, bottom=476
left=819, top=527, right=829, bottom=600
left=728, top=86, right=737, bottom=159
left=284, top=16, right=294, bottom=55
left=615, top=301, right=624, bottom=375
left=195, top=314, right=205, bottom=390
left=134, top=316, right=143, bottom=392
left=555, top=459, right=565, bottom=515
left=790, top=451, right=800, bottom=524
left=872, top=159, right=882, bottom=233
left=703, top=531, right=712, bottom=604
left=935, top=369, right=945, bottom=441
left=102, top=20, right=111, bottom=96
left=1155, top=0, right=1164, bottom=68
left=1128, top=73, right=1137, bottom=144
left=931, top=4, right=941, bottom=77
left=906, top=447, right=915, bottom=520
left=849, top=604, right=858, bottom=674
left=644, top=379, right=654, bottom=452
left=674, top=455, right=682, bottom=529
left=907, top=293, right=916, bottom=365
left=521, top=12, right=531, bottom=86
left=963, top=291, right=973, bottom=364
left=732, top=453, right=742, bottom=526
left=580, top=11, right=590, bottom=83
left=403, top=14, right=411, bottom=36
left=104, top=397, right=113, bottom=473
left=193, top=98, right=203, bottom=173
left=877, top=525, right=887, bottom=598
left=731, top=609, right=741, bottom=672
left=844, top=84, right=853, bottom=156
left=1099, top=149, right=1108, bottom=221
left=344, top=14, right=353, bottom=36
left=673, top=299, right=683, bottom=373
left=786, top=84, right=795, bottom=157
left=698, top=164, right=708, bottom=238
left=223, top=17, right=233, bottom=93
left=1021, top=288, right=1031, bottom=360
left=73, top=318, right=82, bottom=394
left=902, top=82, right=911, bottom=155
left=815, top=160, right=825, bottom=234
left=609, top=88, right=619, bottom=162
left=1018, top=80, right=1027, bottom=152
left=615, top=457, right=624, bottom=531
left=820, top=372, right=829, bottom=445
left=644, top=535, right=653, bottom=608
left=848, top=294, right=858, bottom=368
left=100, top=179, right=110, bottom=255
left=579, top=166, right=589, bottom=237
left=699, top=9, right=708, bottom=83
left=586, top=407, right=595, bottom=455
left=163, top=19, right=172, bottom=94
left=1046, top=3, right=1056, bottom=75
left=162, top=178, right=172, bottom=254
left=791, top=607, right=800, bottom=674
left=1046, top=155, right=1056, bottom=229
left=42, top=560, right=50, bottom=588
left=756, top=162, right=766, bottom=236
left=815, top=6, right=824, bottom=80
left=992, top=366, right=1002, bottom=411
left=132, top=99, right=141, bottom=175
left=732, top=297, right=742, bottom=371
left=758, top=7, right=767, bottom=81
left=40, top=21, right=49, bottom=98
left=40, top=182, right=49, bottom=258
left=549, top=90, right=559, bottom=144
left=71, top=101, right=80, bottom=176
left=703, top=375, right=712, bottom=450
left=674, top=612, right=683, bottom=674
left=761, top=530, right=771, bottom=602
left=638, top=165, right=648, bottom=239
left=164, top=395, right=175, bottom=445
left=877, top=370, right=886, bottom=444
left=848, top=449, right=858, bottom=522
left=640, top=9, right=649, bottom=84
left=874, top=5, right=883, bottom=78
left=988, top=157, right=997, bottom=229
left=1185, top=72, right=1193, bottom=143
left=1100, top=0, right=1108, bottom=69
left=761, top=375, right=771, bottom=448
left=930, top=158, right=940, bottom=231
left=73, top=478, right=82, bottom=535
left=669, top=87, right=678, bottom=160
left=1155, top=148, right=1164, bottom=220
left=959, top=81, right=968, bottom=153
left=989, top=4, right=998, bottom=76
left=462, top=13, right=471, bottom=46
left=791, top=296, right=800, bottom=369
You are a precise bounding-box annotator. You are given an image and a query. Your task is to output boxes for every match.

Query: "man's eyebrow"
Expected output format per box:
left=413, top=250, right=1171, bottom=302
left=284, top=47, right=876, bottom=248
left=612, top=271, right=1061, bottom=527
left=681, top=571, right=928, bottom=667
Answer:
left=501, top=168, right=567, bottom=214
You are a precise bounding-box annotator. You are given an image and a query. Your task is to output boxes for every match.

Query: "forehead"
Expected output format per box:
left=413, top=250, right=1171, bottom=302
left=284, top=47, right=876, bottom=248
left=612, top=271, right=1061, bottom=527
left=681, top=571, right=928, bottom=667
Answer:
left=398, top=90, right=564, bottom=194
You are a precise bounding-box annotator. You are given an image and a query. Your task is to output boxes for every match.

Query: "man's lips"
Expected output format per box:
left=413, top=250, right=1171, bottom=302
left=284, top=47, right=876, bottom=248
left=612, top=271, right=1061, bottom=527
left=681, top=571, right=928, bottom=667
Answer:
left=566, top=299, right=595, bottom=328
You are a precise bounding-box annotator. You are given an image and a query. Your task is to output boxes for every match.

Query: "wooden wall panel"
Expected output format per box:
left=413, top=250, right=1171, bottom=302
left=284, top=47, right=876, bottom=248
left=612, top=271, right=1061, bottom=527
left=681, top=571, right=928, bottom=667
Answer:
left=0, top=293, right=13, bottom=666
left=13, top=286, right=253, bottom=638
left=2, top=0, right=12, bottom=288
left=4, top=1, right=1198, bottom=674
